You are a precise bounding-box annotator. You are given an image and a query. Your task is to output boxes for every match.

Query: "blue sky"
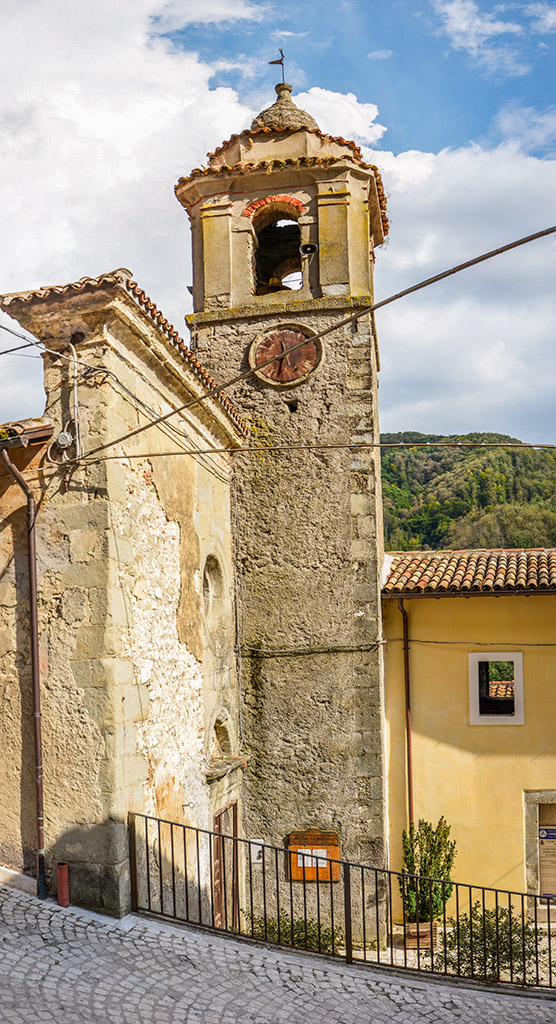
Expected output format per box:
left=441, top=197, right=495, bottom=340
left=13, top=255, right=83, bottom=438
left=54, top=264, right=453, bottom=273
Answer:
left=175, top=0, right=556, bottom=154
left=0, top=0, right=555, bottom=440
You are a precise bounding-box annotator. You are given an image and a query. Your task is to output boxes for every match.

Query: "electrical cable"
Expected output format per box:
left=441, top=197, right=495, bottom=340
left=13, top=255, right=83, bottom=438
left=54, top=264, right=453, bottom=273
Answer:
left=6, top=438, right=556, bottom=483
left=68, top=341, right=82, bottom=459
left=0, top=340, right=40, bottom=357
left=75, top=439, right=556, bottom=466
left=0, top=322, right=109, bottom=373
left=0, top=321, right=37, bottom=344
left=88, top=368, right=229, bottom=483
left=242, top=640, right=385, bottom=658
left=388, top=638, right=556, bottom=648
left=73, top=223, right=556, bottom=463
left=0, top=334, right=229, bottom=479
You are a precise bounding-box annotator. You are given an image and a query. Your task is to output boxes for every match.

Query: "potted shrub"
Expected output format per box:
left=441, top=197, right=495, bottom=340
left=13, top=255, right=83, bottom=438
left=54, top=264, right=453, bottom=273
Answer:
left=399, top=818, right=456, bottom=948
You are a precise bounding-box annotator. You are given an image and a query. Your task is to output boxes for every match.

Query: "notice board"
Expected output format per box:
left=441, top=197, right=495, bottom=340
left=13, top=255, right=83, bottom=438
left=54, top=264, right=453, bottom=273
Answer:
left=539, top=827, right=556, bottom=899
left=288, top=828, right=340, bottom=882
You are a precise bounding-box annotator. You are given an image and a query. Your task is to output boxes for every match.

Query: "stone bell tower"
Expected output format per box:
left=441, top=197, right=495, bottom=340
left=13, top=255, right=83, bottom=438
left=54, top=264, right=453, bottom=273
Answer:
left=176, top=83, right=389, bottom=866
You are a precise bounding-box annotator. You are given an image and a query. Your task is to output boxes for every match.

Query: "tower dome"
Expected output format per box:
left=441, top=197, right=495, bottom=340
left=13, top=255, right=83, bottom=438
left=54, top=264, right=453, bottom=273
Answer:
left=250, top=83, right=319, bottom=132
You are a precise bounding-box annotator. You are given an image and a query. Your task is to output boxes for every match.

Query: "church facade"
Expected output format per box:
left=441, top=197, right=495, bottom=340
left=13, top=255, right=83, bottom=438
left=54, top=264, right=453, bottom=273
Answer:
left=0, top=85, right=390, bottom=912
left=2, top=84, right=555, bottom=920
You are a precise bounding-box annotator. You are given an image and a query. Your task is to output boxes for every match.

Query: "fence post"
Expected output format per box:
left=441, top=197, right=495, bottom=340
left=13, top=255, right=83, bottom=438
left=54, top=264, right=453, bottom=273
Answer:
left=128, top=812, right=139, bottom=913
left=344, top=863, right=353, bottom=964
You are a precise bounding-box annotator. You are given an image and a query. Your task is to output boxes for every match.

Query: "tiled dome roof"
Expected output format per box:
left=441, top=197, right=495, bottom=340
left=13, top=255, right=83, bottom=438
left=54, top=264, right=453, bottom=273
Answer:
left=250, top=83, right=319, bottom=132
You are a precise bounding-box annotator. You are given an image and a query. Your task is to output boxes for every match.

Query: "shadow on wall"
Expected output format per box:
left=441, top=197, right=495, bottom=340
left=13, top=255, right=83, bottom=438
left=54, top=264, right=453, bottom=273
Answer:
left=51, top=820, right=131, bottom=917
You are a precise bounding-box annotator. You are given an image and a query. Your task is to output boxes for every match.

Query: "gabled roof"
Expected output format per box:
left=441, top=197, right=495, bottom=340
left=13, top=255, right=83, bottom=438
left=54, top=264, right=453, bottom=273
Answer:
left=0, top=269, right=249, bottom=437
left=383, top=549, right=556, bottom=596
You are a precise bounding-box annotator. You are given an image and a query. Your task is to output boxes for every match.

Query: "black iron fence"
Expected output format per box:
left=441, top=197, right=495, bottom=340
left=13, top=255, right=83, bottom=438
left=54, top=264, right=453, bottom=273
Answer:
left=129, top=812, right=556, bottom=990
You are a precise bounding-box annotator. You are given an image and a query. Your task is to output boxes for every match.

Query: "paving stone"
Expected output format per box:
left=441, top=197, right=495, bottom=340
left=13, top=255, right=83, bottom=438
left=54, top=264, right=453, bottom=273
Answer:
left=1, top=886, right=556, bottom=1022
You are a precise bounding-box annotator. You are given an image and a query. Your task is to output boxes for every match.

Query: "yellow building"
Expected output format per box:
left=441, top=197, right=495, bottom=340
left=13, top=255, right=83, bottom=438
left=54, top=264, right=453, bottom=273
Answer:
left=383, top=548, right=556, bottom=902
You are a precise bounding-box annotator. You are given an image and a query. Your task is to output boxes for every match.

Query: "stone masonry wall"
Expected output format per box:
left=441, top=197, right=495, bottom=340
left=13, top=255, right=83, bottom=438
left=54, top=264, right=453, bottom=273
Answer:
left=193, top=305, right=386, bottom=868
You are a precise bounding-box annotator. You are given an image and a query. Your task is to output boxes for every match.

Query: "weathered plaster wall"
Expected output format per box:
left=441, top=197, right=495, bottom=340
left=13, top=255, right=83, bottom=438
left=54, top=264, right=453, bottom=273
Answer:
left=0, top=286, right=243, bottom=913
left=0, top=443, right=105, bottom=876
left=112, top=460, right=208, bottom=828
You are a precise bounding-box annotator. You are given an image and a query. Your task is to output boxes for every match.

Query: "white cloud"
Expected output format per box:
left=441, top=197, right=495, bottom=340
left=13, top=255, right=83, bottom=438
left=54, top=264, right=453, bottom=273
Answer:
left=367, top=139, right=556, bottom=441
left=272, top=30, right=308, bottom=37
left=368, top=49, right=395, bottom=60
left=1, top=11, right=555, bottom=446
left=149, top=0, right=268, bottom=28
left=494, top=102, right=556, bottom=152
left=294, top=88, right=387, bottom=146
left=432, top=0, right=529, bottom=75
left=0, top=0, right=260, bottom=421
left=525, top=2, right=556, bottom=32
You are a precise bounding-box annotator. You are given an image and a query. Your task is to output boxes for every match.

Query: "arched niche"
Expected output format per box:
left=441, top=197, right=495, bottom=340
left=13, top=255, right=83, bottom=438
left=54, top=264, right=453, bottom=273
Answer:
left=209, top=707, right=235, bottom=762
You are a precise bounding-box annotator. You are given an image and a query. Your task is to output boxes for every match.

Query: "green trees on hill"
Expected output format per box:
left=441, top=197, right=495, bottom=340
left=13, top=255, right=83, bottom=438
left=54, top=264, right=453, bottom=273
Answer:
left=381, top=432, right=556, bottom=550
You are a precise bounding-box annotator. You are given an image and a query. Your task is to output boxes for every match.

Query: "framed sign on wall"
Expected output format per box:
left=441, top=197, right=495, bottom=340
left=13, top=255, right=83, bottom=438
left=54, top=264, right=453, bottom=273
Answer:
left=288, top=828, right=341, bottom=882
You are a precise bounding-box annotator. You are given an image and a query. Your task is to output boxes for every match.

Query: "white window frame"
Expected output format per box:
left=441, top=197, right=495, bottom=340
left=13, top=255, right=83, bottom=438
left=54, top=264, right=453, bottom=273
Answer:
left=468, top=652, right=524, bottom=725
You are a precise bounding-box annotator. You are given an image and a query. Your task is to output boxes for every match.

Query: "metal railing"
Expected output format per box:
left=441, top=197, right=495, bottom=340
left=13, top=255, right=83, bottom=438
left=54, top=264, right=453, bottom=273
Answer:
left=129, top=812, right=556, bottom=990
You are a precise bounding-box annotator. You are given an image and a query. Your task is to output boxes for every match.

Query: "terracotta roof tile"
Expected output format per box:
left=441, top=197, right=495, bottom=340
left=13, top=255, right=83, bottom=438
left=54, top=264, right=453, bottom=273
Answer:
left=383, top=549, right=556, bottom=595
left=206, top=125, right=367, bottom=163
left=489, top=681, right=514, bottom=698
left=176, top=151, right=389, bottom=237
left=0, top=270, right=248, bottom=437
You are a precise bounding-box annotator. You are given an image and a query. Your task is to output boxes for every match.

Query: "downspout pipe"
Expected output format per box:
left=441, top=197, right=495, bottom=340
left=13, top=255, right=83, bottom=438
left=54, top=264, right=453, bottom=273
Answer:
left=398, top=598, right=414, bottom=825
left=1, top=447, right=47, bottom=898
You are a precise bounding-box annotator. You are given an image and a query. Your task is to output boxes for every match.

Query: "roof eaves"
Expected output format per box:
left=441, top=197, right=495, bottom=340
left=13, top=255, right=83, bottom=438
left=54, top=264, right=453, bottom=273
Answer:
left=176, top=154, right=389, bottom=237
left=382, top=548, right=556, bottom=596
left=0, top=272, right=249, bottom=438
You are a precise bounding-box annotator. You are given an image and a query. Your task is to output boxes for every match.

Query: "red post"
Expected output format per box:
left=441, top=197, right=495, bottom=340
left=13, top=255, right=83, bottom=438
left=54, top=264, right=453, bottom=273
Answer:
left=57, top=863, right=69, bottom=907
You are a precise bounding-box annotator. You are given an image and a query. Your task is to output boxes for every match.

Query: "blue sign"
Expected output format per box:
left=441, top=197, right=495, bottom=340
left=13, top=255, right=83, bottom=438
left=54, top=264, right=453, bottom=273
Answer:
left=539, top=828, right=556, bottom=840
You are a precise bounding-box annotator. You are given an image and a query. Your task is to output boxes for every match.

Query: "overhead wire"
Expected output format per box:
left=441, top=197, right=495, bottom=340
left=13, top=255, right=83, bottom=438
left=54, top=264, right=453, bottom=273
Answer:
left=73, top=223, right=556, bottom=463
left=76, top=439, right=556, bottom=466
left=3, top=223, right=556, bottom=473
left=0, top=321, right=37, bottom=344
left=0, top=340, right=41, bottom=357
left=242, top=640, right=385, bottom=657
left=0, top=326, right=229, bottom=478
left=95, top=368, right=230, bottom=484
left=388, top=638, right=556, bottom=648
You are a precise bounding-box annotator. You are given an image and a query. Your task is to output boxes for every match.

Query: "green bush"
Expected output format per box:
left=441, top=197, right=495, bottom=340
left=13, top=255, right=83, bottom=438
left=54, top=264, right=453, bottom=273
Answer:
left=399, top=818, right=456, bottom=922
left=252, top=912, right=344, bottom=954
left=434, top=901, right=538, bottom=983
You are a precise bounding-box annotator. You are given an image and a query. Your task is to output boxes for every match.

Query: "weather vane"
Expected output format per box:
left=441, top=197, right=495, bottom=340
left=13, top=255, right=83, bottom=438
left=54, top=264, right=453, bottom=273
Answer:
left=268, top=48, right=286, bottom=84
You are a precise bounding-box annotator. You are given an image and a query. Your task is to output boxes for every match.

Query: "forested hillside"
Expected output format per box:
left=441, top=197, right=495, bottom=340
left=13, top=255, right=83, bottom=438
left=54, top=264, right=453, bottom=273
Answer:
left=381, top=432, right=556, bottom=551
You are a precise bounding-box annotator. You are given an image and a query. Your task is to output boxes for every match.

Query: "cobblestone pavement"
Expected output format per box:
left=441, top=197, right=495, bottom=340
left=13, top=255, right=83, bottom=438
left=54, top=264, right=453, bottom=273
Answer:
left=2, top=886, right=556, bottom=1024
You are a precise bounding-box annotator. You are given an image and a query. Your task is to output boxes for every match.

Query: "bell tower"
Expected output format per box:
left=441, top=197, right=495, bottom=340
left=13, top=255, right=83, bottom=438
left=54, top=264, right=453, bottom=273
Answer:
left=176, top=83, right=389, bottom=866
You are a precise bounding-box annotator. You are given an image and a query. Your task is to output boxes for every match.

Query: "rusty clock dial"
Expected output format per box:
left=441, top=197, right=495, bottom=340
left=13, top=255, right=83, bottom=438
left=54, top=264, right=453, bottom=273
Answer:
left=250, top=328, right=320, bottom=386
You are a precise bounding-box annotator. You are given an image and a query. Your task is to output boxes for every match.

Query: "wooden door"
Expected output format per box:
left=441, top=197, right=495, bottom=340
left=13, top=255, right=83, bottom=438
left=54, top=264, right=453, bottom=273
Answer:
left=213, top=802, right=238, bottom=930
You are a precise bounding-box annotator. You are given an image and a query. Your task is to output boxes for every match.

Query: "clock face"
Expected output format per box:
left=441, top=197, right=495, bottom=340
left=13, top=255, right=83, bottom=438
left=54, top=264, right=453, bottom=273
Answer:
left=250, top=328, right=321, bottom=386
